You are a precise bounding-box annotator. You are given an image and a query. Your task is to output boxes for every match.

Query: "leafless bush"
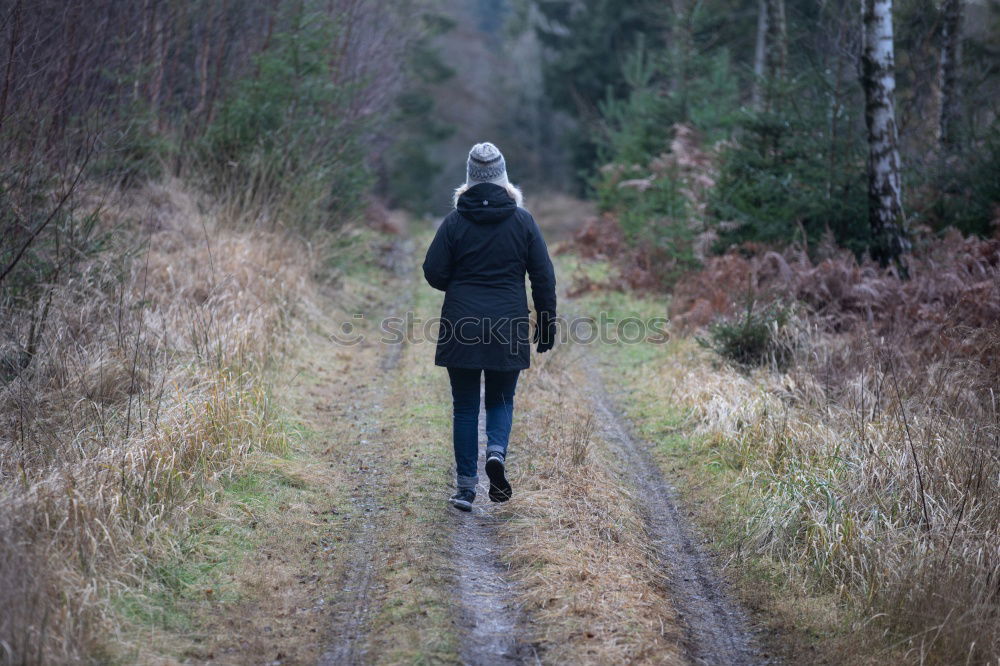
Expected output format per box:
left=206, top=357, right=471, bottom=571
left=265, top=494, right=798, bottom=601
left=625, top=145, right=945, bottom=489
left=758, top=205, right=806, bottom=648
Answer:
left=0, top=1, right=428, bottom=661
left=1, top=0, right=424, bottom=317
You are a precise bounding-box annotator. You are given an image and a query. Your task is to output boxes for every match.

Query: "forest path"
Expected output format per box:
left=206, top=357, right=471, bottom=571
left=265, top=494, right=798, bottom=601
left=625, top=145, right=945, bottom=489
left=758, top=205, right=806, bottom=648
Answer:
left=210, top=214, right=765, bottom=665
left=312, top=218, right=766, bottom=664
left=317, top=235, right=416, bottom=665
left=315, top=228, right=535, bottom=665
left=544, top=199, right=768, bottom=663
left=448, top=393, right=536, bottom=665
left=584, top=358, right=767, bottom=665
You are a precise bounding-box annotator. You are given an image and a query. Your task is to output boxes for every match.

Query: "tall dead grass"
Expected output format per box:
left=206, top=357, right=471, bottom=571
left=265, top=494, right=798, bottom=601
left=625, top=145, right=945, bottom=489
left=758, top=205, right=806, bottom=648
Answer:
left=646, top=233, right=1000, bottom=662
left=0, top=179, right=314, bottom=663
left=500, top=351, right=685, bottom=664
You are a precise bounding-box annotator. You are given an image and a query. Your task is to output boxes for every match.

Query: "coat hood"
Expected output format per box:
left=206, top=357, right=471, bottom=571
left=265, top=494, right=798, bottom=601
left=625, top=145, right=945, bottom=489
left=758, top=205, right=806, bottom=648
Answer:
left=453, top=180, right=523, bottom=207
left=454, top=182, right=521, bottom=224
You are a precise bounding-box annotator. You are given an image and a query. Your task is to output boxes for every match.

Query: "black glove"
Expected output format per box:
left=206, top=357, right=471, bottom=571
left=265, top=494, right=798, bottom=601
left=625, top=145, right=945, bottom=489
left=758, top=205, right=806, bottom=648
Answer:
left=533, top=311, right=556, bottom=353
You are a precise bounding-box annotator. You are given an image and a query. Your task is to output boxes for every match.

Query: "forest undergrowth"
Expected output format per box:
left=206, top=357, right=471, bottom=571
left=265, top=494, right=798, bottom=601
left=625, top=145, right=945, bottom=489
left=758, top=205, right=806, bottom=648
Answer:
left=0, top=179, right=317, bottom=663
left=568, top=174, right=1000, bottom=663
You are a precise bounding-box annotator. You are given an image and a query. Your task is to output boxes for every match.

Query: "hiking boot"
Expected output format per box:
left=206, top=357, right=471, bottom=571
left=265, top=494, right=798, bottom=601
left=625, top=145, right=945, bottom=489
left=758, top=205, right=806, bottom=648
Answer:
left=449, top=488, right=475, bottom=512
left=485, top=452, right=512, bottom=503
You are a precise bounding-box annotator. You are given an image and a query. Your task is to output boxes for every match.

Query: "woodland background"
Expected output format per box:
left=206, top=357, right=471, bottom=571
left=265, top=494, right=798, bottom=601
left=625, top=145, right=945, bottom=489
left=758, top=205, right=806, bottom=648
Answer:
left=2, top=0, right=999, bottom=663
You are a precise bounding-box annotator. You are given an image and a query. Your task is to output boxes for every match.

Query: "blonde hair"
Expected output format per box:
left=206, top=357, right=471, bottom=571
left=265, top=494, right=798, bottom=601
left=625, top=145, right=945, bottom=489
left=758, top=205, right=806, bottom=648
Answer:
left=452, top=182, right=524, bottom=209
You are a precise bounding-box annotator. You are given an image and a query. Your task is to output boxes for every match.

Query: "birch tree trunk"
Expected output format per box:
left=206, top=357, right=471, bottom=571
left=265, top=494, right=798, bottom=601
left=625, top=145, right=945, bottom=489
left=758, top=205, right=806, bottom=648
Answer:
left=752, top=0, right=787, bottom=112
left=861, top=0, right=908, bottom=269
left=938, top=0, right=963, bottom=149
left=751, top=0, right=768, bottom=111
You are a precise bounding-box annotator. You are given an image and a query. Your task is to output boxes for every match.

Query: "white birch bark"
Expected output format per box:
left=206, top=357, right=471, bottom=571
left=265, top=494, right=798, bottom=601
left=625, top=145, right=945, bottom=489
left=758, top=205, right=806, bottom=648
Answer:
left=861, top=0, right=908, bottom=267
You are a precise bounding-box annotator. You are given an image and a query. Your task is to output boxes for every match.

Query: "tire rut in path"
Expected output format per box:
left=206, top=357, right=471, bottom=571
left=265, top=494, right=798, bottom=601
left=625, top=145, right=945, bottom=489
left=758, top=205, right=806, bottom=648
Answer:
left=587, top=364, right=771, bottom=666
left=449, top=393, right=535, bottom=665
left=318, top=237, right=414, bottom=666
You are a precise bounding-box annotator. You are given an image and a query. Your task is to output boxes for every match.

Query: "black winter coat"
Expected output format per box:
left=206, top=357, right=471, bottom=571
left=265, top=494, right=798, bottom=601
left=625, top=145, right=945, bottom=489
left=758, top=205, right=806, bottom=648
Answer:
left=422, top=183, right=557, bottom=370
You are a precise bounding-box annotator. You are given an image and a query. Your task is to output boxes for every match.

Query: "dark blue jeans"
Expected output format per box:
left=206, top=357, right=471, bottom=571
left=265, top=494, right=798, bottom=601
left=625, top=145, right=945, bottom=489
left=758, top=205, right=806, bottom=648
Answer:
left=447, top=367, right=520, bottom=490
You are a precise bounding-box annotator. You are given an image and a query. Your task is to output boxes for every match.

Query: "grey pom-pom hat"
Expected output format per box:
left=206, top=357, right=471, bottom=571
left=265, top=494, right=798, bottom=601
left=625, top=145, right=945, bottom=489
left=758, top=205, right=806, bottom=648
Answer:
left=466, top=142, right=508, bottom=186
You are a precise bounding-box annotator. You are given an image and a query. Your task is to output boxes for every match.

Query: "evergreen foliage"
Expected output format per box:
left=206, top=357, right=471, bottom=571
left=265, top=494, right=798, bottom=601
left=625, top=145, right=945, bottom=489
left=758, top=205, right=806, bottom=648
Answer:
left=533, top=0, right=667, bottom=178
left=712, top=99, right=869, bottom=256
left=697, top=299, right=793, bottom=368
left=202, top=6, right=372, bottom=226
left=535, top=0, right=1000, bottom=256
left=381, top=13, right=457, bottom=212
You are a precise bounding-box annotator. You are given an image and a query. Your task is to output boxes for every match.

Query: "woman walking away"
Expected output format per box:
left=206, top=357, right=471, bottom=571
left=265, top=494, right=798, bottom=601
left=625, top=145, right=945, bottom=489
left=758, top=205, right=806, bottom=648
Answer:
left=422, top=142, right=557, bottom=511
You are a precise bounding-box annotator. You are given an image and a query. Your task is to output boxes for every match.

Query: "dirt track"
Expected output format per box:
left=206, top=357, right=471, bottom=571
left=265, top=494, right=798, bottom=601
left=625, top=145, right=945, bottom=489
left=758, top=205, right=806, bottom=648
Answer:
left=319, top=237, right=414, bottom=665
left=588, top=370, right=767, bottom=665
left=448, top=393, right=536, bottom=665
left=310, top=230, right=767, bottom=664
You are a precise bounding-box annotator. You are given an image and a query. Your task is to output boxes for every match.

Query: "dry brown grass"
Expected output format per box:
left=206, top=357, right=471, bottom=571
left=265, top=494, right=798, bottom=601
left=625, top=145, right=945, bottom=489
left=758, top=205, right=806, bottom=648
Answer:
left=618, top=324, right=1000, bottom=663
left=560, top=223, right=1000, bottom=661
left=659, top=235, right=999, bottom=660
left=177, top=335, right=390, bottom=665
left=0, top=179, right=315, bottom=663
left=500, top=349, right=685, bottom=665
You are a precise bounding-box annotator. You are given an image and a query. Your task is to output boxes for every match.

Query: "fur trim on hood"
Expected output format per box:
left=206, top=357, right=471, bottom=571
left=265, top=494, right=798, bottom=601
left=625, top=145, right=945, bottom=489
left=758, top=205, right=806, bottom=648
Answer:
left=452, top=182, right=523, bottom=209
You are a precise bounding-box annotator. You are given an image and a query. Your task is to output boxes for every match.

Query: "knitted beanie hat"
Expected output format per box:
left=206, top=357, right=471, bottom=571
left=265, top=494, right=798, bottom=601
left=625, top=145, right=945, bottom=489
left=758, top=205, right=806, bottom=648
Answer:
left=466, top=142, right=508, bottom=186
